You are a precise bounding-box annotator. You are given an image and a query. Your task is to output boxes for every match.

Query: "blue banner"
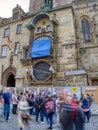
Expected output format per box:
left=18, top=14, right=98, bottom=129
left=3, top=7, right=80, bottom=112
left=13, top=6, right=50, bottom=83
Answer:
left=31, top=39, right=51, bottom=58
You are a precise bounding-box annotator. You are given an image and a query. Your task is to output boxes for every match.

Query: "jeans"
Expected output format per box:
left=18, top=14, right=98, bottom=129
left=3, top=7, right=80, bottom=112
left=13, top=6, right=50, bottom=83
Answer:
left=4, top=104, right=10, bottom=120
left=76, top=124, right=85, bottom=130
left=84, top=111, right=90, bottom=122
left=44, top=108, right=49, bottom=123
left=12, top=104, right=17, bottom=114
left=52, top=112, right=56, bottom=124
left=74, top=119, right=85, bottom=130
left=29, top=107, right=33, bottom=115
left=48, top=112, right=54, bottom=128
left=36, top=109, right=44, bottom=122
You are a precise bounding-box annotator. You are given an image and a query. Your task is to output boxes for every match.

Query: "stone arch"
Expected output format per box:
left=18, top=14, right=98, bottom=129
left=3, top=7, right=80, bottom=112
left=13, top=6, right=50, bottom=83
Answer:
left=79, top=15, right=90, bottom=22
left=1, top=66, right=16, bottom=87
left=26, top=13, right=58, bottom=31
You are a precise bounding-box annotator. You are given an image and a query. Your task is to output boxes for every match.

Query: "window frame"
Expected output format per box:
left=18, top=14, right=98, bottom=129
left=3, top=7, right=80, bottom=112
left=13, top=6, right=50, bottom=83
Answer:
left=25, top=49, right=30, bottom=59
left=13, top=12, right=18, bottom=20
left=4, top=28, right=10, bottom=38
left=47, top=25, right=51, bottom=31
left=17, top=24, right=22, bottom=34
left=14, top=42, right=20, bottom=55
left=45, top=0, right=53, bottom=8
left=37, top=27, right=42, bottom=33
left=1, top=45, right=7, bottom=57
left=81, top=18, right=91, bottom=43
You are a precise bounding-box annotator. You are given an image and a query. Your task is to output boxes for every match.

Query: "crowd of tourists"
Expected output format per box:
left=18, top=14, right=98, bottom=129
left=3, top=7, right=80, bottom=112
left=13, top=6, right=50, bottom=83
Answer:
left=0, top=88, right=94, bottom=130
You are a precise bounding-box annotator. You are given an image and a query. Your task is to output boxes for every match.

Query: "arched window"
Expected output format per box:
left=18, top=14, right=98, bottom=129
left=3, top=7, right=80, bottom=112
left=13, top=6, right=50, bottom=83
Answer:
left=81, top=18, right=91, bottom=43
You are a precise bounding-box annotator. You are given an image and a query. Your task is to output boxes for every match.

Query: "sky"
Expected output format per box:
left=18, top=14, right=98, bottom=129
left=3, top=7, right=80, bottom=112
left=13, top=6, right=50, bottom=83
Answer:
left=0, top=0, right=30, bottom=18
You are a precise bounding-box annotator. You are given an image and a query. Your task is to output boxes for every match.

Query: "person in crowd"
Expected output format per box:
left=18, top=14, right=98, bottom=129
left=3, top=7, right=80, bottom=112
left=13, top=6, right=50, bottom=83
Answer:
left=87, top=93, right=93, bottom=107
left=35, top=92, right=45, bottom=123
left=87, top=93, right=93, bottom=117
left=59, top=94, right=75, bottom=130
left=91, top=94, right=95, bottom=104
left=2, top=88, right=12, bottom=122
left=81, top=94, right=90, bottom=123
left=75, top=100, right=85, bottom=130
left=18, top=95, right=32, bottom=130
left=73, top=94, right=78, bottom=100
left=27, top=93, right=35, bottom=115
left=80, top=94, right=84, bottom=101
left=52, top=93, right=57, bottom=124
left=71, top=96, right=78, bottom=130
left=18, top=92, right=23, bottom=101
left=43, top=95, right=49, bottom=124
left=25, top=91, right=29, bottom=98
left=12, top=94, right=18, bottom=114
left=0, top=89, right=3, bottom=104
left=45, top=95, right=55, bottom=129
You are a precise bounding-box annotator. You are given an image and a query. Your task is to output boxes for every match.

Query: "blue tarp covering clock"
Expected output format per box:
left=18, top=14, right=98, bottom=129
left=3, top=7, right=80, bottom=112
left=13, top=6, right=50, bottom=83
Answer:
left=31, top=38, right=51, bottom=58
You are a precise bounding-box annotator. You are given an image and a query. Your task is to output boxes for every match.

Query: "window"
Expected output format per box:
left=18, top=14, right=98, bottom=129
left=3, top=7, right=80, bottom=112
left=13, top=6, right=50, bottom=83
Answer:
left=49, top=0, right=53, bottom=8
left=15, top=42, right=20, bottom=54
left=25, top=50, right=30, bottom=59
left=13, top=12, right=18, bottom=20
left=1, top=46, right=7, bottom=57
left=81, top=19, right=91, bottom=43
left=4, top=28, right=10, bottom=37
left=47, top=25, right=51, bottom=31
left=17, top=24, right=22, bottom=34
left=45, top=0, right=48, bottom=5
left=45, top=0, right=53, bottom=8
left=37, top=27, right=42, bottom=33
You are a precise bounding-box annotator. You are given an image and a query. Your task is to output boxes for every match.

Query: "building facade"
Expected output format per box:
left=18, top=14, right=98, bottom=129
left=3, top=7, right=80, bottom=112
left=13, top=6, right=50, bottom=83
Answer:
left=0, top=0, right=98, bottom=95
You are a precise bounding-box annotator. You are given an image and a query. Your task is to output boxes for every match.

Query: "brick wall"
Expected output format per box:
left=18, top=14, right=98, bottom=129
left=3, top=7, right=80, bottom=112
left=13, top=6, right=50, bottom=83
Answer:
left=29, top=0, right=43, bottom=13
left=29, top=0, right=72, bottom=13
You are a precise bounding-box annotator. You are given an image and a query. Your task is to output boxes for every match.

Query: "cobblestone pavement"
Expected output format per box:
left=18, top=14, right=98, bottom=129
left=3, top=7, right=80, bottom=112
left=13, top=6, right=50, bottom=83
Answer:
left=0, top=109, right=98, bottom=130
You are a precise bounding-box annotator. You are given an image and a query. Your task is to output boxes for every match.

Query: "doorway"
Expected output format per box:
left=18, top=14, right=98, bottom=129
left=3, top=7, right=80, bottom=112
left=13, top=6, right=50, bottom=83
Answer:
left=7, top=74, right=15, bottom=87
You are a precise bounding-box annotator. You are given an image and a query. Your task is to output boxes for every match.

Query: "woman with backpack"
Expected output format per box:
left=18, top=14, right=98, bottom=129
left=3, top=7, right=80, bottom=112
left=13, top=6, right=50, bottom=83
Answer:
left=45, top=95, right=55, bottom=129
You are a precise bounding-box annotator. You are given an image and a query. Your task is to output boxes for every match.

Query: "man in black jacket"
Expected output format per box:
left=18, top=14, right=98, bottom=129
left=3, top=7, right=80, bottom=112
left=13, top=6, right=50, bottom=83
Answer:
left=60, top=96, right=75, bottom=130
left=35, top=92, right=45, bottom=123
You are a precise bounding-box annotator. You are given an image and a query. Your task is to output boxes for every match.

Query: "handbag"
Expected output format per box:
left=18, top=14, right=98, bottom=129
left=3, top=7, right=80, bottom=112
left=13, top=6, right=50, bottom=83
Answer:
left=21, top=113, right=32, bottom=120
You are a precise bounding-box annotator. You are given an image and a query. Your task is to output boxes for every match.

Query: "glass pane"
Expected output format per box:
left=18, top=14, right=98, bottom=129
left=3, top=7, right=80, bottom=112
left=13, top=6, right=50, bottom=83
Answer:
left=37, top=27, right=41, bottom=32
left=81, top=19, right=91, bottom=43
left=4, top=28, right=10, bottom=37
left=17, top=25, right=22, bottom=34
left=47, top=25, right=51, bottom=31
left=2, top=46, right=7, bottom=57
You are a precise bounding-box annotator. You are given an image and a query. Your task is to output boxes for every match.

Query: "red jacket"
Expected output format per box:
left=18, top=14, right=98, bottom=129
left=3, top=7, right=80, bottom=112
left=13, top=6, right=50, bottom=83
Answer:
left=71, top=100, right=78, bottom=119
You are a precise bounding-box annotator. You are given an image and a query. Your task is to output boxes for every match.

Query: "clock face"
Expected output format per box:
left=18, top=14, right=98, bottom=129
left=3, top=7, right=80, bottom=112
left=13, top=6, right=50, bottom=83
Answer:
left=33, top=62, right=51, bottom=81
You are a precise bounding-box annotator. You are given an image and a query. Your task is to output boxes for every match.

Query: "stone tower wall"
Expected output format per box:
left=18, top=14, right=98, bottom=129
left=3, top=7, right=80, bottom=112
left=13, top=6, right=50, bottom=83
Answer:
left=29, top=0, right=72, bottom=13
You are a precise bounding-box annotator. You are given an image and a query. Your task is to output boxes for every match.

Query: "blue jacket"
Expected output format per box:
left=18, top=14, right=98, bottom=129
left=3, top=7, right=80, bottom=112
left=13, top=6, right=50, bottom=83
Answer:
left=82, top=98, right=90, bottom=109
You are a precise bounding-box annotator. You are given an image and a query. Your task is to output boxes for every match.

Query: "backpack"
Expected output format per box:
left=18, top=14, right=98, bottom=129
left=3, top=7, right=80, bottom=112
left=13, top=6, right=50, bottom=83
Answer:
left=48, top=101, right=55, bottom=113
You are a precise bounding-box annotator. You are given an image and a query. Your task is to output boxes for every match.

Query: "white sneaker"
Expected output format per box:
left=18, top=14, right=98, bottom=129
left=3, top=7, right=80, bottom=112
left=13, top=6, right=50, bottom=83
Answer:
left=9, top=117, right=11, bottom=120
left=41, top=121, right=45, bottom=124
